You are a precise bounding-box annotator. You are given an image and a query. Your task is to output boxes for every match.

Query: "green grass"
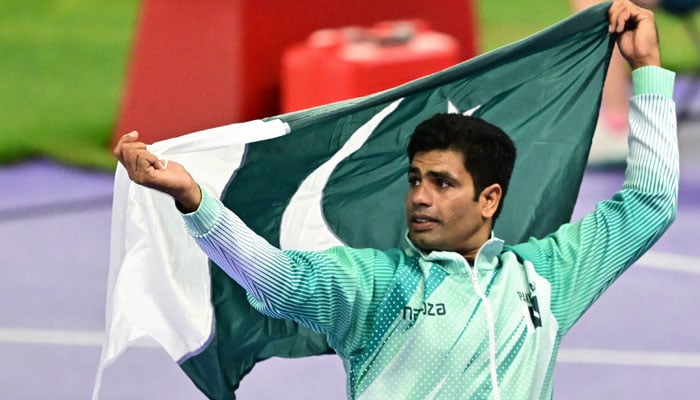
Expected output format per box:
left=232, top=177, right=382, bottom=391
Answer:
left=0, top=0, right=697, bottom=170
left=0, top=0, right=138, bottom=170
left=478, top=0, right=700, bottom=72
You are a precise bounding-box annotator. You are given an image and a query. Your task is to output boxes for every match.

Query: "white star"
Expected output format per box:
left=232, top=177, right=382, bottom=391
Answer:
left=447, top=99, right=482, bottom=115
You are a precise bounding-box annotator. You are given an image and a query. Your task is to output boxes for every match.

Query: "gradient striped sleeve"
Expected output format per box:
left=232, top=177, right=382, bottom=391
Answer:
left=181, top=188, right=397, bottom=356
left=511, top=66, right=678, bottom=334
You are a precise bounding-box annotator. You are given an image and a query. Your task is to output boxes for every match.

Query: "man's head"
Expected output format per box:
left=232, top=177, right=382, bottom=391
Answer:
left=405, top=113, right=516, bottom=258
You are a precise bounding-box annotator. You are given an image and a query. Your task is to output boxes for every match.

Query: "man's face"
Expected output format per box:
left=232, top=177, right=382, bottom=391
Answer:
left=405, top=149, right=493, bottom=259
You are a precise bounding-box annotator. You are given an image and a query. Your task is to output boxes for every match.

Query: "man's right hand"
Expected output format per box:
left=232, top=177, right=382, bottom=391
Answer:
left=113, top=131, right=202, bottom=213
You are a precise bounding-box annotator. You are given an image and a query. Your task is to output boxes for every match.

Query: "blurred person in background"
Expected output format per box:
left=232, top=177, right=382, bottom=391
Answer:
left=572, top=0, right=660, bottom=166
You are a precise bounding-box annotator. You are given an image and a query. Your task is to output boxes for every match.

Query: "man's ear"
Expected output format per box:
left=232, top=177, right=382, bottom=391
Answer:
left=479, top=183, right=502, bottom=219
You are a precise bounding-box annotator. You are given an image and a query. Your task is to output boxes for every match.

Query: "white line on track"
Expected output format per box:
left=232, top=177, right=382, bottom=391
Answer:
left=637, top=251, right=700, bottom=275
left=3, top=326, right=699, bottom=368
left=558, top=348, right=700, bottom=368
left=0, top=328, right=104, bottom=346
left=0, top=328, right=156, bottom=348
left=1, top=252, right=697, bottom=366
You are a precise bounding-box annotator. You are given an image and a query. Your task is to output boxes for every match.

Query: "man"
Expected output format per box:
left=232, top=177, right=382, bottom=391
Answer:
left=114, top=0, right=678, bottom=398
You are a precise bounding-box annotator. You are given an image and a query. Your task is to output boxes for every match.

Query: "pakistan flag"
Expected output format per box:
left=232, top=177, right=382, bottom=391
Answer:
left=96, top=4, right=614, bottom=400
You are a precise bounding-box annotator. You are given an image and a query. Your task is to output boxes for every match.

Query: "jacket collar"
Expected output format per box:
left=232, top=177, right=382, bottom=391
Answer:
left=404, top=230, right=504, bottom=272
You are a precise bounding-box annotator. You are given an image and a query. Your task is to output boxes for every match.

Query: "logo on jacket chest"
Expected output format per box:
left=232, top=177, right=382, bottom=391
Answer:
left=517, top=291, right=533, bottom=304
left=517, top=288, right=542, bottom=328
left=402, top=301, right=447, bottom=320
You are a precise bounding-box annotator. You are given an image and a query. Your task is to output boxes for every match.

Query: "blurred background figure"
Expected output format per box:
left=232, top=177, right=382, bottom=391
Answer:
left=571, top=0, right=661, bottom=167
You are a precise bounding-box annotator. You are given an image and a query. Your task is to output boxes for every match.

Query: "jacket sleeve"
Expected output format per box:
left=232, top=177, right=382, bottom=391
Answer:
left=181, top=189, right=397, bottom=357
left=511, top=66, right=678, bottom=335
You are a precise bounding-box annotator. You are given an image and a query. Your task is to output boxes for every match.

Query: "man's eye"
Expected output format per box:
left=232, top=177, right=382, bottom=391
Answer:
left=408, top=177, right=420, bottom=186
left=437, top=180, right=450, bottom=188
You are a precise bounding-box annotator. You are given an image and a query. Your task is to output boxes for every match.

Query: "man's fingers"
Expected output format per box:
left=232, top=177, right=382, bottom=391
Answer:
left=617, top=9, right=632, bottom=33
left=113, top=131, right=146, bottom=164
left=608, top=0, right=653, bottom=34
left=113, top=131, right=137, bottom=153
left=608, top=1, right=621, bottom=33
left=135, top=151, right=160, bottom=175
left=609, top=3, right=632, bottom=33
left=122, top=151, right=170, bottom=190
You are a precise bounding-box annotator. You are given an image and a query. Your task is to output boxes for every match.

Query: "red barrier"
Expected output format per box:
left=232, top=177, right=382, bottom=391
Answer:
left=113, top=0, right=478, bottom=145
left=282, top=20, right=461, bottom=113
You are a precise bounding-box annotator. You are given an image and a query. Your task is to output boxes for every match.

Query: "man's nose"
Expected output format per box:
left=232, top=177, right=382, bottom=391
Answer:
left=411, top=184, right=432, bottom=207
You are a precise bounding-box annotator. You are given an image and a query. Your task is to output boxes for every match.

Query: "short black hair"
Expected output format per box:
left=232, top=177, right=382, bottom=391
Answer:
left=407, top=113, right=516, bottom=221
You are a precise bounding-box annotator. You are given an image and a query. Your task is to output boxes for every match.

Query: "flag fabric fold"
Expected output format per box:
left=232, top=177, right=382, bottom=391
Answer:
left=95, top=3, right=614, bottom=399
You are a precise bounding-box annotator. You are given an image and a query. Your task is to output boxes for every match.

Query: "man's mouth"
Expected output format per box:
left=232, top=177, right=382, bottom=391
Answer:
left=410, top=214, right=439, bottom=231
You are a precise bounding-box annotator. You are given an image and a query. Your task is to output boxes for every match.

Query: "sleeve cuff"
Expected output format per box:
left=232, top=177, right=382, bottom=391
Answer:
left=632, top=66, right=675, bottom=98
left=182, top=187, right=222, bottom=236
